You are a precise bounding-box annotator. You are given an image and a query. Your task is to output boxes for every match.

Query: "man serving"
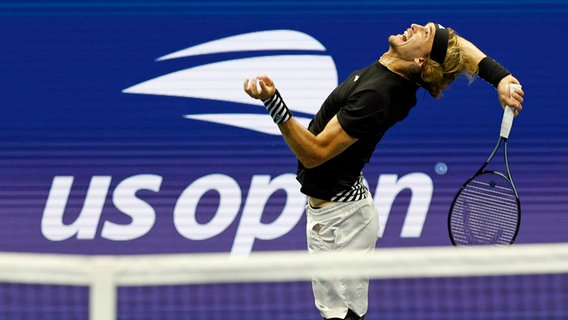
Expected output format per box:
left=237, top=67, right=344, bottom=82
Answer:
left=244, top=22, right=524, bottom=320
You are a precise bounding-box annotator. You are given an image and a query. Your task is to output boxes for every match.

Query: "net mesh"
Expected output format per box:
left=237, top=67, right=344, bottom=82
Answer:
left=114, top=274, right=568, bottom=320
left=117, top=282, right=312, bottom=320
left=0, top=283, right=89, bottom=319
left=0, top=244, right=567, bottom=320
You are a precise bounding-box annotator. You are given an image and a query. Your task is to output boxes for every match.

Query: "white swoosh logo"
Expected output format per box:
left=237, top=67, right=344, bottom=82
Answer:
left=123, top=30, right=338, bottom=135
left=157, top=29, right=326, bottom=60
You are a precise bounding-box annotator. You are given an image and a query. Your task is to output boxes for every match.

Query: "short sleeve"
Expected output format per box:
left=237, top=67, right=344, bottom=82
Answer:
left=337, top=89, right=390, bottom=139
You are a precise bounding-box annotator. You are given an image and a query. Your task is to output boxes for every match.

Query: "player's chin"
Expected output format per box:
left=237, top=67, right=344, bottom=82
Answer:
left=388, top=36, right=409, bottom=51
left=387, top=35, right=401, bottom=45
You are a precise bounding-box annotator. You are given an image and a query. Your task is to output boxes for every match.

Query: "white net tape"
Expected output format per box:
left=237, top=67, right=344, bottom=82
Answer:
left=0, top=243, right=567, bottom=320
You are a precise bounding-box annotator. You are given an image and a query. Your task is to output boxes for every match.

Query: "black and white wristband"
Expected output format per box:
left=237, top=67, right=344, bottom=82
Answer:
left=478, top=56, right=511, bottom=88
left=262, top=90, right=292, bottom=125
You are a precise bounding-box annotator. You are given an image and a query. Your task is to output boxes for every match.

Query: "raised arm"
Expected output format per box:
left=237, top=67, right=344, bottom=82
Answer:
left=243, top=75, right=357, bottom=168
left=458, top=35, right=524, bottom=114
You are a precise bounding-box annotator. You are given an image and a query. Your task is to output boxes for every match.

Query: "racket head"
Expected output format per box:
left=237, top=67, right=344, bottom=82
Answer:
left=448, top=170, right=520, bottom=246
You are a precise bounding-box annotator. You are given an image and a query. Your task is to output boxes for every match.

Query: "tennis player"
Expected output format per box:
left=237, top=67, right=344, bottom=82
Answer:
left=244, top=22, right=524, bottom=320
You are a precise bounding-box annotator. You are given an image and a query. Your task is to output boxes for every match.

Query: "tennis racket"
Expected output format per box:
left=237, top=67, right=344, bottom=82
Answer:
left=448, top=84, right=522, bottom=246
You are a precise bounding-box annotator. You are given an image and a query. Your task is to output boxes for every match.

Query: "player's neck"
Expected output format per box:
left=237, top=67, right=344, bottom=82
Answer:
left=379, top=53, right=417, bottom=80
left=379, top=53, right=409, bottom=79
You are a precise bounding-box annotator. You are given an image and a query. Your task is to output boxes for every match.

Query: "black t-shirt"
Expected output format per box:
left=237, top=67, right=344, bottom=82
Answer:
left=296, top=61, right=419, bottom=200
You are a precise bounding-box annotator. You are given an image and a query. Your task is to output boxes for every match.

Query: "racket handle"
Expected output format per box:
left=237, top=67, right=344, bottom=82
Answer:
left=500, top=84, right=522, bottom=139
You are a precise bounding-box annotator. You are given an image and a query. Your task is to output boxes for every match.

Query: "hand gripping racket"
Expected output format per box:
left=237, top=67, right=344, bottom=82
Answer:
left=448, top=84, right=522, bottom=246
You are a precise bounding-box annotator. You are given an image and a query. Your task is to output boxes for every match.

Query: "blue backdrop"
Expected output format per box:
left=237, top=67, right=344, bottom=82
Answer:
left=1, top=1, right=567, bottom=256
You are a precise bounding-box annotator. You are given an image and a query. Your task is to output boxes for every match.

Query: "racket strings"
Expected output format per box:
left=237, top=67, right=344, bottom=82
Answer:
left=450, top=173, right=519, bottom=245
left=460, top=182, right=518, bottom=213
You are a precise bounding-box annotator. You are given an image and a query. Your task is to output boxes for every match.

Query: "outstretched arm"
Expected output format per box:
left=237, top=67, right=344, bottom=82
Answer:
left=458, top=36, right=525, bottom=115
left=243, top=75, right=357, bottom=168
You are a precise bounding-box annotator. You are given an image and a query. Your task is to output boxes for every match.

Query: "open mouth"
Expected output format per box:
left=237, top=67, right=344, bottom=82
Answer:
left=399, top=30, right=411, bottom=42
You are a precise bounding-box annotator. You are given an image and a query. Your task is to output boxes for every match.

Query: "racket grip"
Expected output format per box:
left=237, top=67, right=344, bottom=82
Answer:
left=500, top=84, right=522, bottom=139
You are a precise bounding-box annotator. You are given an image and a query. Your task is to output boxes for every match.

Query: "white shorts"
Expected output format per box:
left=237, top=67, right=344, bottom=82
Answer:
left=306, top=194, right=379, bottom=319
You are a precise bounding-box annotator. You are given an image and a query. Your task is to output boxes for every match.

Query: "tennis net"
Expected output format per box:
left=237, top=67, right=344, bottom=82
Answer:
left=0, top=243, right=567, bottom=320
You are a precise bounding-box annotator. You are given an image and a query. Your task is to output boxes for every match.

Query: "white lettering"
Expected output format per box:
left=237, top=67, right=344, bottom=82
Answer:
left=374, top=173, right=433, bottom=238
left=174, top=174, right=241, bottom=240
left=41, top=171, right=434, bottom=254
left=232, top=174, right=306, bottom=256
left=42, top=176, right=111, bottom=240
left=102, top=174, right=162, bottom=241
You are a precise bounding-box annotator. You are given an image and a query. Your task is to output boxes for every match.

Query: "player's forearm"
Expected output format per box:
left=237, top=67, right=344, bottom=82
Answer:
left=458, top=35, right=512, bottom=88
left=260, top=91, right=326, bottom=167
left=457, top=35, right=523, bottom=112
left=278, top=118, right=327, bottom=169
left=260, top=90, right=352, bottom=168
left=457, top=35, right=486, bottom=72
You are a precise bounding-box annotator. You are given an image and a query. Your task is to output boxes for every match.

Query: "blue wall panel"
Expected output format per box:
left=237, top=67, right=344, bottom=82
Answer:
left=1, top=1, right=567, bottom=255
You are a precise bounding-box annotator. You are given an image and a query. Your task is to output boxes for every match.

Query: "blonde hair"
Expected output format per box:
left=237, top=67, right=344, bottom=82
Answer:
left=420, top=28, right=477, bottom=98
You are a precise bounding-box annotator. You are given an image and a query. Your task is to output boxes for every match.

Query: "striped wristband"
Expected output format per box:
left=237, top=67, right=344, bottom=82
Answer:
left=262, top=90, right=292, bottom=125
